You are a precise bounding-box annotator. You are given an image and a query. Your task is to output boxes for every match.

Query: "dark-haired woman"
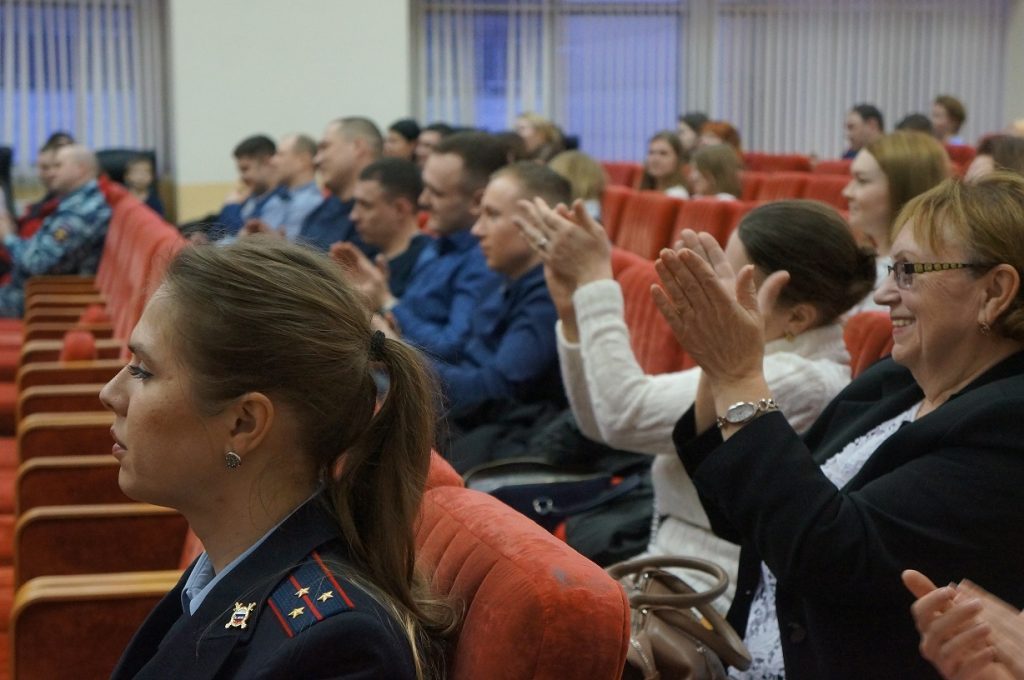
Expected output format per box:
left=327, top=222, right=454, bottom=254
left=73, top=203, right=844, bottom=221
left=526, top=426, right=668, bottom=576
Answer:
left=105, top=240, right=453, bottom=679
left=515, top=199, right=875, bottom=609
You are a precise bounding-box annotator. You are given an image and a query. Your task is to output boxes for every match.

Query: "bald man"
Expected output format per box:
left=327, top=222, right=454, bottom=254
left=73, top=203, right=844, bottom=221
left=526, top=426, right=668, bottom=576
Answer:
left=0, top=144, right=111, bottom=316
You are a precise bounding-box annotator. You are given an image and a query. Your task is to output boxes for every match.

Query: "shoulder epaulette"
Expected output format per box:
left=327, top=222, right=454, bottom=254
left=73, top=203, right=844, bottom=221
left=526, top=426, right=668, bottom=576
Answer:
left=265, top=550, right=356, bottom=638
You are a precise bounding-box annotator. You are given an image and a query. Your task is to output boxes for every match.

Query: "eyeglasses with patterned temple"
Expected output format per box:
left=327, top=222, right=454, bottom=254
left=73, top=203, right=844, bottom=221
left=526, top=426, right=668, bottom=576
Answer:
left=886, top=261, right=990, bottom=290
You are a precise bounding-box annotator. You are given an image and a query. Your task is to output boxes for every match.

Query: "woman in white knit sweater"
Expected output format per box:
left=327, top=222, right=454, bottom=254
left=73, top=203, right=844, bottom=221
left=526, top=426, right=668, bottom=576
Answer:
left=516, top=199, right=876, bottom=607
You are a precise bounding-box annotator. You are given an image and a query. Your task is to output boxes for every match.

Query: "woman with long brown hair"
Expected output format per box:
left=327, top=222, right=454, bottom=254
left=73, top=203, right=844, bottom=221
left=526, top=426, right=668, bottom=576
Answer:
left=105, top=239, right=455, bottom=679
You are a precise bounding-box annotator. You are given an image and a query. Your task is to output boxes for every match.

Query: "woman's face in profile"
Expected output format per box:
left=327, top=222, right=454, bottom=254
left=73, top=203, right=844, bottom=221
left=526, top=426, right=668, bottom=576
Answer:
left=645, top=139, right=679, bottom=179
left=515, top=118, right=542, bottom=152
left=689, top=165, right=713, bottom=196
left=843, top=150, right=891, bottom=246
left=873, top=225, right=987, bottom=378
left=100, top=292, right=229, bottom=512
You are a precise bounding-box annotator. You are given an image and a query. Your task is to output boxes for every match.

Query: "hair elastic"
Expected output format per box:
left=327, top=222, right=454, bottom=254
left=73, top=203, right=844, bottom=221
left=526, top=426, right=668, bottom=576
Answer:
left=369, top=330, right=386, bottom=360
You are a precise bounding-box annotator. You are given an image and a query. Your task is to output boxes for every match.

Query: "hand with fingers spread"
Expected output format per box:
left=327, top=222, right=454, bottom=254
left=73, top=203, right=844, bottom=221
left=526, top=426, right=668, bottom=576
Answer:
left=903, top=570, right=1018, bottom=680
left=329, top=241, right=393, bottom=311
left=513, top=197, right=613, bottom=341
left=651, top=233, right=790, bottom=388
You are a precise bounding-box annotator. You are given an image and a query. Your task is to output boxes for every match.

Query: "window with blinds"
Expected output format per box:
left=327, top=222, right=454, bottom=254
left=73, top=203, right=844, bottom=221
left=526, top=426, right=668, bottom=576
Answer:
left=414, top=0, right=1010, bottom=161
left=0, top=0, right=167, bottom=175
left=413, top=0, right=687, bottom=161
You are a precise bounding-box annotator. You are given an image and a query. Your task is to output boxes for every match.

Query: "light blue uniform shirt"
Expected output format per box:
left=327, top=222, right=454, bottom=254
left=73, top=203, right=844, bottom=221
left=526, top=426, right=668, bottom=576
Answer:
left=180, top=495, right=316, bottom=615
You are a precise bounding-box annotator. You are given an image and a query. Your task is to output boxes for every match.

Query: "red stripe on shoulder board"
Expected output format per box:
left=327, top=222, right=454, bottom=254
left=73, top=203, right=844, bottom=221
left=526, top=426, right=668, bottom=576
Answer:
left=289, top=574, right=324, bottom=621
left=311, top=550, right=355, bottom=608
left=266, top=598, right=295, bottom=638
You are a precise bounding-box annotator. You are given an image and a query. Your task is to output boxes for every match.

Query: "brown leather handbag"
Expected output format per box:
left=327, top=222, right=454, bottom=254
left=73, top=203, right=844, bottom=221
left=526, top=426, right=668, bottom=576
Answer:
left=607, top=556, right=752, bottom=680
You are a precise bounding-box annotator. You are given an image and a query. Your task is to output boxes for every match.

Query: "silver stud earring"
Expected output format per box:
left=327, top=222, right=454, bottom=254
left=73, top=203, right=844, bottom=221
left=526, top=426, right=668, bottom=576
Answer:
left=980, top=321, right=992, bottom=335
left=225, top=451, right=242, bottom=469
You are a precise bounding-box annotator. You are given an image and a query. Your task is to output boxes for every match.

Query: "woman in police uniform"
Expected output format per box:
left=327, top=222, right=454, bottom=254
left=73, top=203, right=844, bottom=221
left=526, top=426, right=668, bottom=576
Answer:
left=102, top=239, right=454, bottom=679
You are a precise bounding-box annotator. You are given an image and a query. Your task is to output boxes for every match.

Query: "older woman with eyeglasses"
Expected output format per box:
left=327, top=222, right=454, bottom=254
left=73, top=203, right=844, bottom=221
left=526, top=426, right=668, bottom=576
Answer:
left=656, top=172, right=1024, bottom=679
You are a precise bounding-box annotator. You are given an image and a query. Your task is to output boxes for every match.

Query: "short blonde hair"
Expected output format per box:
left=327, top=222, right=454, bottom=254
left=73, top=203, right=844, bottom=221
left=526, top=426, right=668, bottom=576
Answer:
left=549, top=150, right=606, bottom=202
left=897, top=172, right=1024, bottom=341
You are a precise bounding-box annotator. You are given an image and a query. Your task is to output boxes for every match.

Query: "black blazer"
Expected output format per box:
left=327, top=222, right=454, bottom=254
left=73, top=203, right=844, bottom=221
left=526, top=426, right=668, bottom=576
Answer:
left=673, top=351, right=1024, bottom=680
left=111, top=496, right=416, bottom=680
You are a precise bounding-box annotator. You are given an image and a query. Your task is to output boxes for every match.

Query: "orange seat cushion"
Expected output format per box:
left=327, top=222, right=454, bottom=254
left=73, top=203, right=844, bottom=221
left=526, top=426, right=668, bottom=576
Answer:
left=0, top=438, right=15, bottom=468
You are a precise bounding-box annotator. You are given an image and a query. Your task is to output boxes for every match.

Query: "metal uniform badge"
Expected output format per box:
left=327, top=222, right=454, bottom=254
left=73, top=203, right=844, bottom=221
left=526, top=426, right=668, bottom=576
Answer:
left=225, top=602, right=256, bottom=629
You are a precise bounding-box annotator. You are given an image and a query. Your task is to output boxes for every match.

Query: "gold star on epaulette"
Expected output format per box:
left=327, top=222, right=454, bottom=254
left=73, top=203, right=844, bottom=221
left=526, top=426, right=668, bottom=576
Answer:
left=53, top=228, right=67, bottom=242
left=318, top=591, right=333, bottom=602
left=289, top=607, right=305, bottom=619
left=294, top=587, right=310, bottom=598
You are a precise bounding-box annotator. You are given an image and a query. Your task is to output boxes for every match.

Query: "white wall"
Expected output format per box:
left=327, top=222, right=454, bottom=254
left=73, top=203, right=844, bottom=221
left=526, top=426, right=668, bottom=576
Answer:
left=1006, top=0, right=1024, bottom=125
left=165, top=0, right=411, bottom=216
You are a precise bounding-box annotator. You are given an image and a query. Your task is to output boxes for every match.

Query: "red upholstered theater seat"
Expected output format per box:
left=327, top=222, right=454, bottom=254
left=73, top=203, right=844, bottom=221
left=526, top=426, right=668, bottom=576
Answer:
left=599, top=185, right=634, bottom=242
left=601, top=161, right=643, bottom=188
left=415, top=485, right=629, bottom=680
left=611, top=248, right=693, bottom=374
left=675, top=198, right=734, bottom=248
left=812, top=159, right=852, bottom=175
left=740, top=170, right=768, bottom=201
left=743, top=152, right=813, bottom=173
left=845, top=312, right=894, bottom=378
left=802, top=175, right=850, bottom=211
left=755, top=171, right=811, bottom=202
left=613, top=191, right=683, bottom=260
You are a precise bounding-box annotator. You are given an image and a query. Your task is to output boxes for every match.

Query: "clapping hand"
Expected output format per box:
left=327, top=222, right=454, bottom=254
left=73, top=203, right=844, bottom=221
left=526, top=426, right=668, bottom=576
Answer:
left=513, top=198, right=613, bottom=340
left=651, top=230, right=789, bottom=387
left=330, top=242, right=391, bottom=311
left=241, top=219, right=285, bottom=239
left=903, top=570, right=1023, bottom=680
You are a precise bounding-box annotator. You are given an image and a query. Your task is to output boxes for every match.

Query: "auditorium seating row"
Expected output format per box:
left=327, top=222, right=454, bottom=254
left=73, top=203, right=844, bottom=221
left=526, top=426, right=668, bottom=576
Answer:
left=601, top=142, right=977, bottom=189
left=600, top=178, right=850, bottom=262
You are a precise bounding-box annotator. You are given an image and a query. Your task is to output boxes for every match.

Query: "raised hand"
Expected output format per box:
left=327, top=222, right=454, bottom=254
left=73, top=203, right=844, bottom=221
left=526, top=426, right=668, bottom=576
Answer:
left=330, top=242, right=390, bottom=310
left=513, top=198, right=613, bottom=342
left=651, top=245, right=788, bottom=387
left=241, top=219, right=284, bottom=238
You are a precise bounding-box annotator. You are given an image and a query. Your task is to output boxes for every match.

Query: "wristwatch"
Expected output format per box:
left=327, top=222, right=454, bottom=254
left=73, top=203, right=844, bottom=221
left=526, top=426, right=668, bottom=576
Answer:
left=715, top=398, right=779, bottom=430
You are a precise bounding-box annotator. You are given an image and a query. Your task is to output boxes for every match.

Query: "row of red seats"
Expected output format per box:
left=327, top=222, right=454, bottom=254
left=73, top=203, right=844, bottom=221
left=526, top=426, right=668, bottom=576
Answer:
left=0, top=191, right=187, bottom=679
left=601, top=172, right=856, bottom=262
left=602, top=142, right=977, bottom=188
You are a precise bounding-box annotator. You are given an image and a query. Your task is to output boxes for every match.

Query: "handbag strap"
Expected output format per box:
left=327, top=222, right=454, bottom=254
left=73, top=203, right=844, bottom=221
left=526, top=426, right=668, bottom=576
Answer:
left=607, top=555, right=729, bottom=607
left=532, top=473, right=643, bottom=517
left=609, top=555, right=752, bottom=671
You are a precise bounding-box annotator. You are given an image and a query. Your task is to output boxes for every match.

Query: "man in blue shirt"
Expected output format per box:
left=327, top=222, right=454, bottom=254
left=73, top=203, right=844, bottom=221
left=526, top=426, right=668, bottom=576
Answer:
left=431, top=161, right=569, bottom=422
left=214, top=135, right=280, bottom=239
left=0, top=145, right=111, bottom=316
left=297, top=117, right=381, bottom=254
left=330, top=158, right=431, bottom=299
left=240, top=134, right=322, bottom=242
left=356, top=132, right=506, bottom=362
